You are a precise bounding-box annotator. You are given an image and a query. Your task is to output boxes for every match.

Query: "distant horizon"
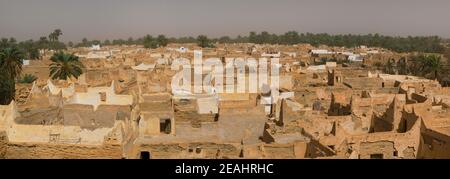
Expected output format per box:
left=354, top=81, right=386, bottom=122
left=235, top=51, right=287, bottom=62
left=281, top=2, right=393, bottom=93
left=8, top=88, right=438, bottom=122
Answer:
left=1, top=31, right=448, bottom=44
left=2, top=0, right=450, bottom=42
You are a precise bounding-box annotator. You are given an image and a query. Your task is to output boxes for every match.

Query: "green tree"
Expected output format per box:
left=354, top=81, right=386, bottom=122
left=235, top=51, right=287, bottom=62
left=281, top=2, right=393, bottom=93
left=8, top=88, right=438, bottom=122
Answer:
left=423, top=54, right=442, bottom=80
left=49, top=52, right=84, bottom=80
left=0, top=38, right=18, bottom=49
left=48, top=29, right=63, bottom=50
left=156, top=35, right=169, bottom=47
left=38, top=36, right=49, bottom=56
left=81, top=38, right=89, bottom=47
left=0, top=47, right=24, bottom=104
left=259, top=31, right=271, bottom=44
left=408, top=54, right=443, bottom=80
left=52, top=29, right=62, bottom=41
left=218, top=36, right=231, bottom=44
left=0, top=47, right=24, bottom=79
left=18, top=40, right=40, bottom=60
left=282, top=31, right=300, bottom=45
left=27, top=48, right=40, bottom=60
left=127, top=37, right=134, bottom=45
left=0, top=73, right=15, bottom=104
left=8, top=37, right=17, bottom=45
left=103, top=39, right=111, bottom=46
left=18, top=74, right=37, bottom=84
left=143, top=35, right=157, bottom=49
left=91, top=40, right=101, bottom=46
left=197, top=35, right=213, bottom=48
left=67, top=41, right=74, bottom=48
left=249, top=32, right=257, bottom=43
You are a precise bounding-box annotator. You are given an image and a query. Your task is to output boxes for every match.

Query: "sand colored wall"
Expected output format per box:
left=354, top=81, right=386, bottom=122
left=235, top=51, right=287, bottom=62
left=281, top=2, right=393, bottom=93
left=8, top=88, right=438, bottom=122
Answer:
left=22, top=66, right=50, bottom=84
left=6, top=124, right=114, bottom=145
left=218, top=93, right=257, bottom=109
left=138, top=94, right=174, bottom=136
left=359, top=141, right=396, bottom=159
left=347, top=119, right=422, bottom=159
left=2, top=101, right=124, bottom=145
left=243, top=141, right=311, bottom=159
left=136, top=142, right=240, bottom=159
left=417, top=115, right=450, bottom=158
left=4, top=142, right=122, bottom=159
left=279, top=75, right=293, bottom=90
left=0, top=101, right=19, bottom=131
left=1, top=105, right=124, bottom=158
left=139, top=116, right=163, bottom=135
left=0, top=131, right=6, bottom=158
left=420, top=130, right=450, bottom=159
left=147, top=117, right=161, bottom=135
left=66, top=82, right=132, bottom=110
left=62, top=104, right=130, bottom=128
left=47, top=80, right=75, bottom=98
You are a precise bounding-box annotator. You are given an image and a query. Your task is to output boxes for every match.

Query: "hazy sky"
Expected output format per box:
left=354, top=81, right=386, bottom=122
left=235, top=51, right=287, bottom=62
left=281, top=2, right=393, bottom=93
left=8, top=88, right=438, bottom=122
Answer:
left=1, top=0, right=450, bottom=42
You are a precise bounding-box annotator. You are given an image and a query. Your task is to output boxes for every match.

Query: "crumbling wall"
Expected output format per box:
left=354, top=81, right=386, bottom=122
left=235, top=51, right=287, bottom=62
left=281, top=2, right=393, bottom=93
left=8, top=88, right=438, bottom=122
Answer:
left=419, top=130, right=450, bottom=159
left=0, top=131, right=7, bottom=158
left=6, top=123, right=116, bottom=145
left=359, top=141, right=395, bottom=159
left=280, top=99, right=304, bottom=124
left=173, top=98, right=216, bottom=127
left=383, top=95, right=406, bottom=132
left=244, top=141, right=328, bottom=159
left=262, top=144, right=296, bottom=158
left=348, top=118, right=422, bottom=159
left=14, top=107, right=61, bottom=125
left=328, top=92, right=351, bottom=116
left=137, top=143, right=240, bottom=159
left=62, top=104, right=130, bottom=129
left=5, top=143, right=122, bottom=159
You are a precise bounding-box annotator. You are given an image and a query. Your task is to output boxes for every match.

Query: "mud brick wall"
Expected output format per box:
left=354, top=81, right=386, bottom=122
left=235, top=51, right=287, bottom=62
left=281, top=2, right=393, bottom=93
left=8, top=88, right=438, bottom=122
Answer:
left=5, top=142, right=122, bottom=159
left=0, top=131, right=7, bottom=158
left=138, top=143, right=240, bottom=159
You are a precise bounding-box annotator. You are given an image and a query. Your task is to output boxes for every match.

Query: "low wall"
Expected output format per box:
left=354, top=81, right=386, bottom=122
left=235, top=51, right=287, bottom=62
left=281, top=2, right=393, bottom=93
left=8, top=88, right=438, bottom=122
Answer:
left=5, top=142, right=122, bottom=159
left=137, top=142, right=240, bottom=159
left=0, top=131, right=7, bottom=158
left=6, top=124, right=113, bottom=145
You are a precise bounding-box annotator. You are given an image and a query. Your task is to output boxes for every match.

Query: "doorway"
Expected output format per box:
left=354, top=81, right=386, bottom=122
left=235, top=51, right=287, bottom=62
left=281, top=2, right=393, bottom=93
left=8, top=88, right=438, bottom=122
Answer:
left=140, top=151, right=150, bottom=159
left=160, top=118, right=171, bottom=134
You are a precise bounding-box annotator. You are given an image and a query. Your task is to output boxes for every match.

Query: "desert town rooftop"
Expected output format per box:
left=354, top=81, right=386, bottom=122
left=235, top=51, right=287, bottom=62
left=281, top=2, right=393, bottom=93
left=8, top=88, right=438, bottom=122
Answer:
left=1, top=43, right=450, bottom=159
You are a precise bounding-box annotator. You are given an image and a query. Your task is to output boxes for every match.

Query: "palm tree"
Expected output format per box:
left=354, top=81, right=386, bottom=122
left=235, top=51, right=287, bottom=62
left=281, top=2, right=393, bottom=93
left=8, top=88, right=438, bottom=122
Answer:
left=48, top=29, right=62, bottom=42
left=407, top=55, right=425, bottom=76
left=0, top=47, right=24, bottom=80
left=0, top=47, right=24, bottom=104
left=49, top=52, right=84, bottom=80
left=18, top=74, right=38, bottom=84
left=52, top=29, right=62, bottom=41
left=0, top=38, right=9, bottom=49
left=385, top=59, right=393, bottom=74
left=38, top=36, right=49, bottom=56
left=424, top=54, right=442, bottom=80
left=0, top=72, right=15, bottom=104
left=48, top=29, right=63, bottom=50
